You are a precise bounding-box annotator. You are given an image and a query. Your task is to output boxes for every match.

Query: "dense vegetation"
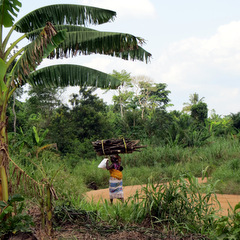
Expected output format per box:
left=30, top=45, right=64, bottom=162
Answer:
left=3, top=1, right=240, bottom=239
left=2, top=75, right=240, bottom=239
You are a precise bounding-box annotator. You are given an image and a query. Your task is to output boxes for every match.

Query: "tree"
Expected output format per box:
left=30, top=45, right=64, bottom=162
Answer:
left=132, top=76, right=172, bottom=119
left=0, top=1, right=151, bottom=202
left=231, top=112, right=240, bottom=130
left=191, top=102, right=208, bottom=123
left=182, top=93, right=205, bottom=113
left=111, top=70, right=133, bottom=118
left=49, top=87, right=112, bottom=156
left=22, top=85, right=63, bottom=130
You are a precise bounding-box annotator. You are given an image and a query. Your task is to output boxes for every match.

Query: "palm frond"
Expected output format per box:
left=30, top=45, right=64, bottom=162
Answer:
left=26, top=25, right=97, bottom=41
left=52, top=31, right=152, bottom=62
left=26, top=26, right=152, bottom=62
left=11, top=23, right=67, bottom=85
left=0, top=0, right=21, bottom=27
left=27, top=64, right=120, bottom=89
left=15, top=4, right=116, bottom=33
left=113, top=45, right=151, bottom=63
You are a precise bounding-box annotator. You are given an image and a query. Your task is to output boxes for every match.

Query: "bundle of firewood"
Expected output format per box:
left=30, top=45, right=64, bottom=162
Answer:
left=92, top=138, right=146, bottom=156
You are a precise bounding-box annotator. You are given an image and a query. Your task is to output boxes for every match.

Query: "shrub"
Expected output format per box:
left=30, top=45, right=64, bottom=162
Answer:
left=0, top=195, right=34, bottom=238
left=213, top=202, right=240, bottom=239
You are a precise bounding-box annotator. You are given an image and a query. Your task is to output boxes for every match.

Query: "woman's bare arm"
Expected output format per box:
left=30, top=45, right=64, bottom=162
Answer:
left=106, top=160, right=113, bottom=170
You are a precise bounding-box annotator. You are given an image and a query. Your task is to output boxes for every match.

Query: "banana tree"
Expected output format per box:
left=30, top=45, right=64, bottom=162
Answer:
left=0, top=0, right=151, bottom=201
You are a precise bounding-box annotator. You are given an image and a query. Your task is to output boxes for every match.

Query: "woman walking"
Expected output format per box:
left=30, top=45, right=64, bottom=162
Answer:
left=106, top=154, right=124, bottom=204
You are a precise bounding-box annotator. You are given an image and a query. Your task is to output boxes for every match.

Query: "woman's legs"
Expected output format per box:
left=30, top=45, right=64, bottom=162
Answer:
left=110, top=198, right=123, bottom=204
left=109, top=177, right=124, bottom=204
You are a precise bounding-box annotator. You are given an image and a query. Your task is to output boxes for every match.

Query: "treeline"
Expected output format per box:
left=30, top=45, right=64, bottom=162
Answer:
left=5, top=73, right=240, bottom=239
left=7, top=74, right=240, bottom=166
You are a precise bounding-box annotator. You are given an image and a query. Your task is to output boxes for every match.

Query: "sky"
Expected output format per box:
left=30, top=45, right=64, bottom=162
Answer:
left=15, top=0, right=240, bottom=116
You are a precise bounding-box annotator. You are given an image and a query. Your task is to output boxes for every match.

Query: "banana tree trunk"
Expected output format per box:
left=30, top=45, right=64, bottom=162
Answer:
left=0, top=104, right=10, bottom=202
left=46, top=184, right=53, bottom=237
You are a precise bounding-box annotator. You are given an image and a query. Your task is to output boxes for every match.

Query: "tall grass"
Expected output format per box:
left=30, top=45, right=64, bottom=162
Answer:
left=211, top=158, right=240, bottom=194
left=7, top=135, right=240, bottom=238
left=138, top=174, right=219, bottom=235
left=123, top=136, right=240, bottom=167
left=67, top=173, right=220, bottom=237
left=9, top=135, right=240, bottom=204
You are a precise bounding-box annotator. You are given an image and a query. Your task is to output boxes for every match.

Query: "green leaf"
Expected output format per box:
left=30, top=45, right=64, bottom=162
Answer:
left=15, top=4, right=116, bottom=33
left=0, top=0, right=21, bottom=27
left=8, top=194, right=24, bottom=204
left=32, top=126, right=39, bottom=145
left=26, top=26, right=151, bottom=63
left=53, top=30, right=151, bottom=62
left=0, top=58, right=7, bottom=91
left=26, top=25, right=97, bottom=41
left=234, top=202, right=240, bottom=212
left=43, top=30, right=67, bottom=58
left=27, top=64, right=121, bottom=89
left=39, top=129, right=49, bottom=145
left=0, top=200, right=7, bottom=208
left=0, top=206, right=13, bottom=220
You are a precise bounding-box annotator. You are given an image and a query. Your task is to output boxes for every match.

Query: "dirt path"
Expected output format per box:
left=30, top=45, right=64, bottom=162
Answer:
left=85, top=178, right=240, bottom=216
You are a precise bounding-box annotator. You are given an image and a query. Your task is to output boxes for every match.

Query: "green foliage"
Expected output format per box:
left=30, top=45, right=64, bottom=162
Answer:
left=71, top=160, right=109, bottom=190
left=1, top=2, right=150, bottom=89
left=129, top=173, right=219, bottom=235
left=62, top=139, right=96, bottom=167
left=212, top=158, right=240, bottom=194
left=48, top=88, right=113, bottom=155
left=7, top=95, right=26, bottom=133
left=80, top=173, right=219, bottom=237
left=8, top=126, right=55, bottom=158
left=182, top=125, right=211, bottom=147
left=182, top=92, right=205, bottom=113
left=231, top=112, right=240, bottom=130
left=7, top=132, right=240, bottom=238
left=191, top=102, right=208, bottom=123
left=0, top=194, right=34, bottom=237
left=0, top=0, right=21, bottom=27
left=147, top=83, right=172, bottom=110
left=164, top=113, right=211, bottom=148
left=208, top=115, right=235, bottom=137
left=213, top=203, right=240, bottom=239
left=22, top=85, right=63, bottom=130
left=111, top=70, right=133, bottom=118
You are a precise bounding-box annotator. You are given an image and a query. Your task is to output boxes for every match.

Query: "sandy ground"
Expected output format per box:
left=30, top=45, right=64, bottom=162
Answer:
left=85, top=178, right=240, bottom=216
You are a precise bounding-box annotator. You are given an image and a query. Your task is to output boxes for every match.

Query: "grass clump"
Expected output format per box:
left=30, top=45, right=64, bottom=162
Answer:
left=212, top=202, right=240, bottom=239
left=212, top=158, right=240, bottom=194
left=130, top=173, right=219, bottom=235
left=73, top=172, right=220, bottom=238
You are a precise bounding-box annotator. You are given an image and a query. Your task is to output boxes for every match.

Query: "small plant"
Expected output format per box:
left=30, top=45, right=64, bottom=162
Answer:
left=0, top=194, right=34, bottom=238
left=182, top=126, right=211, bottom=147
left=213, top=202, right=240, bottom=239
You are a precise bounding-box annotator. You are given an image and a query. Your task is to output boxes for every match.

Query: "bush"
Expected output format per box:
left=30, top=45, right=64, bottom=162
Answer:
left=0, top=195, right=34, bottom=238
left=213, top=202, right=240, bottom=239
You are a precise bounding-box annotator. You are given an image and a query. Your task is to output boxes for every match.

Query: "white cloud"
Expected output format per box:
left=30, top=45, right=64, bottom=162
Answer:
left=80, top=0, right=156, bottom=18
left=153, top=21, right=240, bottom=115
left=165, top=21, right=240, bottom=73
